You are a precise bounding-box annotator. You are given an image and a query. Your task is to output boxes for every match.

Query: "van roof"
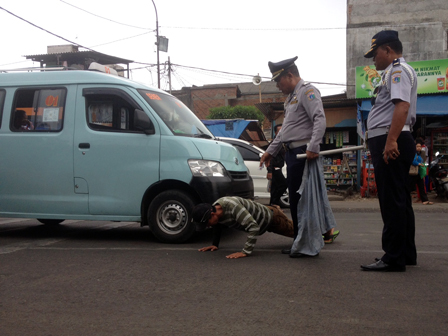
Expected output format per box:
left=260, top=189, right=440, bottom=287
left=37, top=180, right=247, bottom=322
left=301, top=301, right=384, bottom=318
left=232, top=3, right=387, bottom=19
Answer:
left=0, top=70, right=166, bottom=94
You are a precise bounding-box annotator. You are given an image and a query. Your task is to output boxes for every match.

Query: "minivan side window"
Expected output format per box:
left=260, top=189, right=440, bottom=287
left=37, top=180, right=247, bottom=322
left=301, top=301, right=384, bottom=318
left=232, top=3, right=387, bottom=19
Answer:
left=10, top=88, right=66, bottom=132
left=0, top=90, right=5, bottom=128
left=233, top=144, right=260, bottom=161
left=83, top=88, right=150, bottom=133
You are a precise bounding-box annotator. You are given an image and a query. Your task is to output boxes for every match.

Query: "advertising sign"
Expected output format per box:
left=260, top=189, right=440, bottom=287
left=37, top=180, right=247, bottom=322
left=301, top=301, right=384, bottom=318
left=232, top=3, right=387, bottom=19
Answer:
left=355, top=59, right=448, bottom=98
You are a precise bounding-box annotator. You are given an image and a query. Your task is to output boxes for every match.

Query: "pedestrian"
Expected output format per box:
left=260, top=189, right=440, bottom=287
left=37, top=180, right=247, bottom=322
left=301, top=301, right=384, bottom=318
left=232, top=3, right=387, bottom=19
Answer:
left=411, top=142, right=433, bottom=205
left=267, top=124, right=288, bottom=207
left=192, top=196, right=295, bottom=259
left=360, top=30, right=418, bottom=272
left=259, top=56, right=338, bottom=257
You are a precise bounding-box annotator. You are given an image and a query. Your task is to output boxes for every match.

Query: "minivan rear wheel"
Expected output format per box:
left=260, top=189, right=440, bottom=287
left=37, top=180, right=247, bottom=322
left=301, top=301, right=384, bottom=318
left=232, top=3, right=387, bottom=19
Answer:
left=37, top=219, right=64, bottom=225
left=148, top=190, right=195, bottom=243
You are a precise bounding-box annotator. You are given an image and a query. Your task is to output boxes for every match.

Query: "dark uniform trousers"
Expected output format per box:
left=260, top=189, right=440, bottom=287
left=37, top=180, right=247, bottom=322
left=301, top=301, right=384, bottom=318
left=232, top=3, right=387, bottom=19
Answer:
left=270, top=169, right=288, bottom=206
left=368, top=131, right=417, bottom=267
left=284, top=145, right=307, bottom=239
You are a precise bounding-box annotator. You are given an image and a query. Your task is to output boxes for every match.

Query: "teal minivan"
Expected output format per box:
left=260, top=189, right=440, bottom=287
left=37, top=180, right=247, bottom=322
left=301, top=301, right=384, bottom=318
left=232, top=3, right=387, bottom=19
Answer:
left=0, top=70, right=253, bottom=243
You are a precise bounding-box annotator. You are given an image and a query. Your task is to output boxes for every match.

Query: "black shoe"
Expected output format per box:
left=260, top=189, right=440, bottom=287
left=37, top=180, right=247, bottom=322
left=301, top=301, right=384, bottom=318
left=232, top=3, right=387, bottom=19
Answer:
left=289, top=252, right=319, bottom=258
left=361, top=260, right=406, bottom=272
left=375, top=257, right=417, bottom=266
left=281, top=248, right=291, bottom=254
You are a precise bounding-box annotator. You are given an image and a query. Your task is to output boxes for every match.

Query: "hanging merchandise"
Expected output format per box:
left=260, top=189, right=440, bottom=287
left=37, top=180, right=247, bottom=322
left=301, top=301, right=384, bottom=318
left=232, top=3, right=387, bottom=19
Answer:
left=343, top=131, right=349, bottom=143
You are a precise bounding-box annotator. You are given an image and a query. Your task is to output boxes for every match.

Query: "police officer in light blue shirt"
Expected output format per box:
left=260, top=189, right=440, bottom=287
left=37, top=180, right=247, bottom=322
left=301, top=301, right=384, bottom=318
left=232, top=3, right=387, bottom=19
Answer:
left=360, top=30, right=418, bottom=272
left=259, top=57, right=336, bottom=257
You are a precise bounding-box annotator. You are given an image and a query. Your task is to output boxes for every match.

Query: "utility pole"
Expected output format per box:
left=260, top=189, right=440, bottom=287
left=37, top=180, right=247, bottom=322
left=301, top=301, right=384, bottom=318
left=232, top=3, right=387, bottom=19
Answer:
left=151, top=0, right=160, bottom=89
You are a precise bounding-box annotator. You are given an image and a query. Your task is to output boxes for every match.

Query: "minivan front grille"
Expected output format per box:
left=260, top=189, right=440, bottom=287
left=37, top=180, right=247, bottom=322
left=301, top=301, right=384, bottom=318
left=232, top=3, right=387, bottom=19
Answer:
left=229, top=171, right=248, bottom=180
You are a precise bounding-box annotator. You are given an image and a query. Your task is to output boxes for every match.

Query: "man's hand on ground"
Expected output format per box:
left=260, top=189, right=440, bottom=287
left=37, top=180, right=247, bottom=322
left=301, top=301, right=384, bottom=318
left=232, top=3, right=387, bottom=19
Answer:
left=198, top=245, right=218, bottom=252
left=226, top=252, right=248, bottom=259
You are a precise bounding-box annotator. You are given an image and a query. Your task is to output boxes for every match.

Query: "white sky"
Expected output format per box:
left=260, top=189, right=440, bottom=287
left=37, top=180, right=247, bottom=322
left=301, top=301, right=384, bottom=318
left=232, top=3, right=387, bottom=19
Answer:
left=0, top=0, right=347, bottom=96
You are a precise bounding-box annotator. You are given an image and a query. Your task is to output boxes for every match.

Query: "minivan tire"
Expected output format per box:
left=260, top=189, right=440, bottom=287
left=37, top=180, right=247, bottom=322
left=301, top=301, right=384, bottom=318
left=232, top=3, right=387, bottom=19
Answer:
left=37, top=219, right=64, bottom=225
left=148, top=190, right=196, bottom=243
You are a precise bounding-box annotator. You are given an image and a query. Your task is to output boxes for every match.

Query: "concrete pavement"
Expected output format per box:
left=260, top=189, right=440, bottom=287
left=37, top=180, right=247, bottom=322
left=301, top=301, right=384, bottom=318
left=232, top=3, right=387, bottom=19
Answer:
left=256, top=191, right=448, bottom=213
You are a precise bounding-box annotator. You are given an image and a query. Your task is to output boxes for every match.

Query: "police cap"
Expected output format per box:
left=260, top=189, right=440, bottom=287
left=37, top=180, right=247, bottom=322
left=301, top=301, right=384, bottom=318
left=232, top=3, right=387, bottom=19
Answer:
left=268, top=56, right=298, bottom=80
left=364, top=30, right=400, bottom=58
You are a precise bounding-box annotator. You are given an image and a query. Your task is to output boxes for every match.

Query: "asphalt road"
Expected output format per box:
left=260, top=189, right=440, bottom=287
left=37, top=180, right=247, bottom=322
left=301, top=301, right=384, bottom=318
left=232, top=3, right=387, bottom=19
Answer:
left=1, top=211, right=447, bottom=336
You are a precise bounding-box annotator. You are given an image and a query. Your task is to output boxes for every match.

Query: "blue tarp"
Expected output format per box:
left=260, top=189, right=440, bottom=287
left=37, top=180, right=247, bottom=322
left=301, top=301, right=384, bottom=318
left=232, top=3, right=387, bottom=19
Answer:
left=201, top=119, right=251, bottom=138
left=360, top=95, right=448, bottom=116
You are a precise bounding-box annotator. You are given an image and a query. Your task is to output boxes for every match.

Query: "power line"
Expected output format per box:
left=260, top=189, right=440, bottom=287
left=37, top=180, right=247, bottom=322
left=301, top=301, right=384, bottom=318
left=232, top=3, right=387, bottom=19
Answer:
left=90, top=31, right=152, bottom=48
left=172, top=63, right=351, bottom=87
left=0, top=6, right=350, bottom=89
left=162, top=26, right=346, bottom=31
left=0, top=5, right=97, bottom=53
left=60, top=0, right=153, bottom=31
left=0, top=5, right=152, bottom=55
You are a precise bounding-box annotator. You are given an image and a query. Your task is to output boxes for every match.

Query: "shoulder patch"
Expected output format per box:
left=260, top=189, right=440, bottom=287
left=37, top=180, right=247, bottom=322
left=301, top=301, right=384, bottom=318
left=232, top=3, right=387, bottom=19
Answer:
left=391, top=70, right=402, bottom=75
left=305, top=89, right=314, bottom=94
left=307, top=90, right=316, bottom=100
left=392, top=73, right=401, bottom=84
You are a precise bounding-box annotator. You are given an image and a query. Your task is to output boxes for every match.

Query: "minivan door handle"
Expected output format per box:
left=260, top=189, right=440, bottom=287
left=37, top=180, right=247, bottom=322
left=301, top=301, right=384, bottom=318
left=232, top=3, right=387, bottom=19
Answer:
left=79, top=143, right=90, bottom=149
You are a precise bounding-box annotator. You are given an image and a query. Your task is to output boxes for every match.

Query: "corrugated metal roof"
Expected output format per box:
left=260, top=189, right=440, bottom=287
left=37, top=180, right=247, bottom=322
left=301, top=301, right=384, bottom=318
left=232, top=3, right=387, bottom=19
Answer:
left=24, top=50, right=133, bottom=65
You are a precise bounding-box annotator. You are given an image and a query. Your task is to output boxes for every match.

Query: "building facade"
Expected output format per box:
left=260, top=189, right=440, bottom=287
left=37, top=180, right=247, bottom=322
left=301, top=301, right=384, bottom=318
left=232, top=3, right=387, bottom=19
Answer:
left=346, top=0, right=448, bottom=98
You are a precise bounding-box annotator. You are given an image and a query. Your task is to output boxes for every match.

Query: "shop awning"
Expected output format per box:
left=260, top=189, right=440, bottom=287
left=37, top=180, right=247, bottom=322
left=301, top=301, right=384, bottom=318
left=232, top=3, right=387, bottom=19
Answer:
left=359, top=95, right=448, bottom=116
left=415, top=95, right=448, bottom=116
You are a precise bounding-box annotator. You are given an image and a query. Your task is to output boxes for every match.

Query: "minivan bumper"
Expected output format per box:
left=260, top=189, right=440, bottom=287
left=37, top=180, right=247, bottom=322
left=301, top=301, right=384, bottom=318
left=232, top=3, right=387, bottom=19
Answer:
left=190, top=172, right=254, bottom=204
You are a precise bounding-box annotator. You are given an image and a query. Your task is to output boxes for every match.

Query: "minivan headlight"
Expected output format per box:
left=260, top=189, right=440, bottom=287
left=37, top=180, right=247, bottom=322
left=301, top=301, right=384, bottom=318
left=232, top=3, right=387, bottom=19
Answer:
left=188, top=160, right=226, bottom=177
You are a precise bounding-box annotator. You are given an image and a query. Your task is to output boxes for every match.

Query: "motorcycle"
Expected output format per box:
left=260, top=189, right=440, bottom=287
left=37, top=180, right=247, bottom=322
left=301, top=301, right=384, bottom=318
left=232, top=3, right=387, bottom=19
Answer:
left=428, top=151, right=448, bottom=199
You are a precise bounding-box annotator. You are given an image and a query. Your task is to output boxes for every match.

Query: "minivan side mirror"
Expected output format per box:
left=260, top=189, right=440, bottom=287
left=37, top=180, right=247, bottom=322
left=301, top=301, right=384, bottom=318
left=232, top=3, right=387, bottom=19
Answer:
left=134, top=109, right=155, bottom=135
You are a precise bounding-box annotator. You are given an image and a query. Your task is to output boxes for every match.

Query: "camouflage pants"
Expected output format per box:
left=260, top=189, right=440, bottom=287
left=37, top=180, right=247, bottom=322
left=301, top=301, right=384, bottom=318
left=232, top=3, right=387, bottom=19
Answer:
left=266, top=205, right=295, bottom=238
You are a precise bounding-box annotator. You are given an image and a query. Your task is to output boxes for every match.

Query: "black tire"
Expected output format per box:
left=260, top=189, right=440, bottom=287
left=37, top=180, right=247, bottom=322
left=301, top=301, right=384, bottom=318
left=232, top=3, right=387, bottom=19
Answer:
left=279, top=190, right=290, bottom=208
left=37, top=219, right=64, bottom=225
left=148, top=190, right=196, bottom=243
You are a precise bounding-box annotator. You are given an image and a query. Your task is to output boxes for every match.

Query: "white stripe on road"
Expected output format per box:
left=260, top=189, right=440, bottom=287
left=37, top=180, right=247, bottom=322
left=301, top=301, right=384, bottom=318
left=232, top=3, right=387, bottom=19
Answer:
left=0, top=221, right=135, bottom=255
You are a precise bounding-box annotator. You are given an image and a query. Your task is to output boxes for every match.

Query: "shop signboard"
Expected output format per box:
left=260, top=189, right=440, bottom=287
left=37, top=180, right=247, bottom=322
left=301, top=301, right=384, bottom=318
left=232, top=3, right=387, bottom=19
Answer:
left=355, top=58, right=448, bottom=98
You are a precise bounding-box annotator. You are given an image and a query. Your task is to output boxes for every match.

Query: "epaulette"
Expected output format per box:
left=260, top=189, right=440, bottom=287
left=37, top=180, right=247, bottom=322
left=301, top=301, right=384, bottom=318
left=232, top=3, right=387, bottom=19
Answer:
left=384, top=61, right=415, bottom=91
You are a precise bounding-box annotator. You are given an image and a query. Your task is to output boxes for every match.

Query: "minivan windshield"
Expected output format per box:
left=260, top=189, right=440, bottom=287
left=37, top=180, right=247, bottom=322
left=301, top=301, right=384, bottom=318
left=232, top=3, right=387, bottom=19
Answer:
left=138, top=89, right=213, bottom=138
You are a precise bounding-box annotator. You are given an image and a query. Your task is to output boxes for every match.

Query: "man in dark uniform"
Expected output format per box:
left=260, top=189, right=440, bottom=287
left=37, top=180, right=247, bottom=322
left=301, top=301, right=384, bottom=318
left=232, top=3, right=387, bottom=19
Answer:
left=260, top=57, right=336, bottom=257
left=360, top=30, right=418, bottom=272
left=267, top=124, right=288, bottom=207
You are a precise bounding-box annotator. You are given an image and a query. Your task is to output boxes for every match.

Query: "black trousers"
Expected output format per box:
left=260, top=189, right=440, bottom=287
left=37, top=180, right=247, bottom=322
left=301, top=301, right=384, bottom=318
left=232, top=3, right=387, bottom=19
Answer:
left=284, top=145, right=307, bottom=239
left=269, top=169, right=288, bottom=206
left=368, top=132, right=417, bottom=267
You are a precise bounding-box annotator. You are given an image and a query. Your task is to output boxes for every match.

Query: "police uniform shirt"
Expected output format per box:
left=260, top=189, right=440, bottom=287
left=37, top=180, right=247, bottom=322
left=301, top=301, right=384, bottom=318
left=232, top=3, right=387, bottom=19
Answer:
left=367, top=57, right=417, bottom=130
left=266, top=79, right=326, bottom=156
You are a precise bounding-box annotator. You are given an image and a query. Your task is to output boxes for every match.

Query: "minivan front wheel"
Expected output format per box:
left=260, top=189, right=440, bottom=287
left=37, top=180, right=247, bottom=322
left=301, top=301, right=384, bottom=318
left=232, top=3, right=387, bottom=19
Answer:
left=148, top=190, right=196, bottom=243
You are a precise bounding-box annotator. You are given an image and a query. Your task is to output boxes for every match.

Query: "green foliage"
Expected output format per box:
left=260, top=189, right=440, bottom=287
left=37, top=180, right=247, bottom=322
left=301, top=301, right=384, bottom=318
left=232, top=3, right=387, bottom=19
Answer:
left=207, top=105, right=265, bottom=124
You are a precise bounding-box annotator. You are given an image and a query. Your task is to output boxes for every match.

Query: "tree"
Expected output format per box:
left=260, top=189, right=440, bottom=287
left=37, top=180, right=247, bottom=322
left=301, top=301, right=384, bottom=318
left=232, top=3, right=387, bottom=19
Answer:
left=207, top=105, right=265, bottom=124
